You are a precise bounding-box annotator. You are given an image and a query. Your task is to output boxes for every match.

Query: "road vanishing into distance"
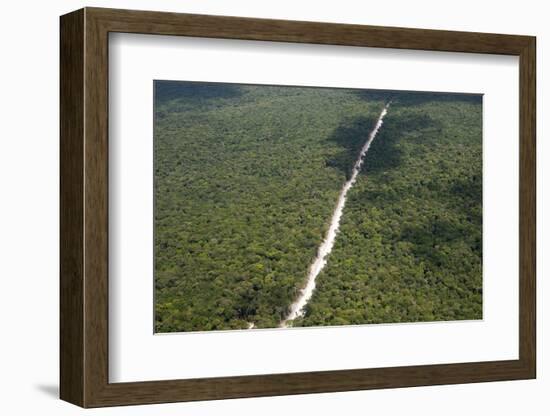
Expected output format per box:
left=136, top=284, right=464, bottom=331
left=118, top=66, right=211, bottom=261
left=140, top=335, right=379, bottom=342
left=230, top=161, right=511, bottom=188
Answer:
left=278, top=103, right=391, bottom=328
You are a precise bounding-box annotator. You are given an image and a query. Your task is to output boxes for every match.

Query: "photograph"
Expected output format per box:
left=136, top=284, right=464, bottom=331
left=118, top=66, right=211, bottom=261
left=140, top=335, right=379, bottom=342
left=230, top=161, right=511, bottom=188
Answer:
left=153, top=81, right=483, bottom=333
left=50, top=3, right=538, bottom=410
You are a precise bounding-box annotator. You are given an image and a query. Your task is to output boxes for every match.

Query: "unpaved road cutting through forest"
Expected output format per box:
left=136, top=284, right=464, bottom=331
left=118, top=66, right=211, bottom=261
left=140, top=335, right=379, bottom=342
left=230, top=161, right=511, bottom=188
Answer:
left=279, top=103, right=390, bottom=328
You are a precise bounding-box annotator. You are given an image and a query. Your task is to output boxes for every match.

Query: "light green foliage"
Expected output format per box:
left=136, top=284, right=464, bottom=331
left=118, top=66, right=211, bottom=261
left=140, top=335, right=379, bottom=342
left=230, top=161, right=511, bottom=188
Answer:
left=154, top=82, right=385, bottom=332
left=154, top=82, right=482, bottom=332
left=294, top=92, right=483, bottom=327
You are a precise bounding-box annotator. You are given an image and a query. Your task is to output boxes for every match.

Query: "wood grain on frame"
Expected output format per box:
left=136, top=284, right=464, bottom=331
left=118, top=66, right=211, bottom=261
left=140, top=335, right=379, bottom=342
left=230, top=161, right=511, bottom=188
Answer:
left=60, top=8, right=85, bottom=406
left=60, top=7, right=536, bottom=407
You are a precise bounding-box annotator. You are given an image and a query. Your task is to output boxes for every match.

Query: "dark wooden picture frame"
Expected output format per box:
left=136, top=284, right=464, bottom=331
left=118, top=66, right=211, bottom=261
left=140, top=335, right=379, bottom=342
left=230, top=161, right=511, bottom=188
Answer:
left=60, top=7, right=536, bottom=408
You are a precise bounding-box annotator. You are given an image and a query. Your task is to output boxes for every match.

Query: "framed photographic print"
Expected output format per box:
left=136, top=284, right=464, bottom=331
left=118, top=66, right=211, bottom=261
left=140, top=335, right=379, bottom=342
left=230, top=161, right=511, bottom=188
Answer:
left=60, top=7, right=536, bottom=408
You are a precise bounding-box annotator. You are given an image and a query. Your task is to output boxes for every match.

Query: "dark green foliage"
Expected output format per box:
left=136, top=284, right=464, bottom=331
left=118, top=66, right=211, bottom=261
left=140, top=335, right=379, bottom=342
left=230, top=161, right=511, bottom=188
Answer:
left=294, top=93, right=483, bottom=327
left=154, top=81, right=482, bottom=332
left=154, top=82, right=386, bottom=332
left=325, top=116, right=378, bottom=179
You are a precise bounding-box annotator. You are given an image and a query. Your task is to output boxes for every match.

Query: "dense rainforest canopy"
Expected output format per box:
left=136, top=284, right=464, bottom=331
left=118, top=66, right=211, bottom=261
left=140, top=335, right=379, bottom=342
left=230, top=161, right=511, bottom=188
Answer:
left=153, top=81, right=482, bottom=332
left=295, top=92, right=483, bottom=327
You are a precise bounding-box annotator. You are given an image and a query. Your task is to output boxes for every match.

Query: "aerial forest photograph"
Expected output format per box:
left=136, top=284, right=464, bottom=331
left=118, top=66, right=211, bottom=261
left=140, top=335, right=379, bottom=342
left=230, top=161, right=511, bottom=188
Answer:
left=153, top=80, right=483, bottom=333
